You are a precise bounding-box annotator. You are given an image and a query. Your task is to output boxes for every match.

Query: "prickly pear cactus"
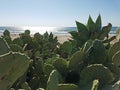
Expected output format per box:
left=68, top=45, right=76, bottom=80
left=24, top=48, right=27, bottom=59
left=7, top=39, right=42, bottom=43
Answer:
left=21, top=82, right=31, bottom=90
left=106, top=63, right=120, bottom=76
left=46, top=70, right=59, bottom=90
left=29, top=76, right=40, bottom=90
left=69, top=50, right=84, bottom=71
left=85, top=39, right=106, bottom=64
left=0, top=52, right=29, bottom=90
left=69, top=15, right=113, bottom=49
left=0, top=37, right=10, bottom=55
left=2, top=30, right=12, bottom=44
left=3, top=29, right=10, bottom=36
left=98, top=23, right=112, bottom=40
left=112, top=50, right=120, bottom=67
left=25, top=30, right=30, bottom=35
left=59, top=41, right=73, bottom=58
left=82, top=40, right=93, bottom=54
left=34, top=59, right=44, bottom=76
left=13, top=38, right=24, bottom=47
left=80, top=64, right=114, bottom=86
left=53, top=58, right=68, bottom=76
left=57, top=84, right=79, bottom=90
left=101, top=80, right=120, bottom=90
left=43, top=63, right=55, bottom=79
left=108, top=40, right=120, bottom=61
left=19, top=32, right=32, bottom=44
left=9, top=44, right=24, bottom=53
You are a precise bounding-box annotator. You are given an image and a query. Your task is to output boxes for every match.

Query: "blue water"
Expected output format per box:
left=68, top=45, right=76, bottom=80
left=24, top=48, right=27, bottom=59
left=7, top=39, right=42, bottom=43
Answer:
left=0, top=26, right=117, bottom=35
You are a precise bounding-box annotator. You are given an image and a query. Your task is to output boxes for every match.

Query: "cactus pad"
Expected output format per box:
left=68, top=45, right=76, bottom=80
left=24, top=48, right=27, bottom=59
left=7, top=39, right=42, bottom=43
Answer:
left=0, top=52, right=29, bottom=90
left=80, top=64, right=114, bottom=86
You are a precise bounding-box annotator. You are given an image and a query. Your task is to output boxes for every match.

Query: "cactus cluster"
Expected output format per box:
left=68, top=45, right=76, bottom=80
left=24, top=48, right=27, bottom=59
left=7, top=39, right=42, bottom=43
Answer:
left=0, top=15, right=120, bottom=90
left=0, top=37, right=29, bottom=90
left=62, top=15, right=116, bottom=58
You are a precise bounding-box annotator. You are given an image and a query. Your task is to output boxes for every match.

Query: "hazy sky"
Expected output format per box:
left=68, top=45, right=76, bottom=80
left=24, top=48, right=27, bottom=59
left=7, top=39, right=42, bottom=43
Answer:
left=0, top=0, right=120, bottom=26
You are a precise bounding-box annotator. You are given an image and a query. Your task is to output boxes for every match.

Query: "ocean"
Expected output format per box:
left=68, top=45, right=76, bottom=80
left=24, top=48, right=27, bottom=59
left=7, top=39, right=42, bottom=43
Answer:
left=0, top=26, right=117, bottom=35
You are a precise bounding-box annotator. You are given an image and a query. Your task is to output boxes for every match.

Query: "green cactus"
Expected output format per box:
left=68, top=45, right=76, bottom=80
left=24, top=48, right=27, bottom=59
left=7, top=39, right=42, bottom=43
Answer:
left=112, top=50, right=120, bottom=67
left=43, top=64, right=55, bottom=79
left=69, top=50, right=84, bottom=71
left=69, top=20, right=89, bottom=47
left=57, top=84, right=79, bottom=90
left=80, top=64, right=114, bottom=86
left=13, top=38, right=24, bottom=47
left=98, top=23, right=112, bottom=40
left=80, top=79, right=99, bottom=90
left=9, top=44, right=24, bottom=53
left=2, top=30, right=12, bottom=44
left=85, top=39, right=106, bottom=64
left=46, top=70, right=59, bottom=90
left=82, top=40, right=93, bottom=54
left=76, top=20, right=89, bottom=41
left=21, top=82, right=31, bottom=90
left=69, top=15, right=112, bottom=49
left=53, top=58, right=68, bottom=76
left=26, top=40, right=40, bottom=51
left=0, top=37, right=10, bottom=55
left=29, top=76, right=40, bottom=90
left=101, top=80, right=120, bottom=90
left=25, top=30, right=30, bottom=35
left=34, top=59, right=44, bottom=76
left=106, top=63, right=120, bottom=76
left=59, top=41, right=73, bottom=58
left=0, top=52, right=29, bottom=90
left=108, top=40, right=120, bottom=61
left=19, top=32, right=32, bottom=45
left=3, top=29, right=10, bottom=36
left=24, top=50, right=33, bottom=59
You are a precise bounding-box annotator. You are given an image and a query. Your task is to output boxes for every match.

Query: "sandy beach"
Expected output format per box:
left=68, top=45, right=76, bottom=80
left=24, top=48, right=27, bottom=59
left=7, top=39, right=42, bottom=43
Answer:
left=55, top=34, right=71, bottom=43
